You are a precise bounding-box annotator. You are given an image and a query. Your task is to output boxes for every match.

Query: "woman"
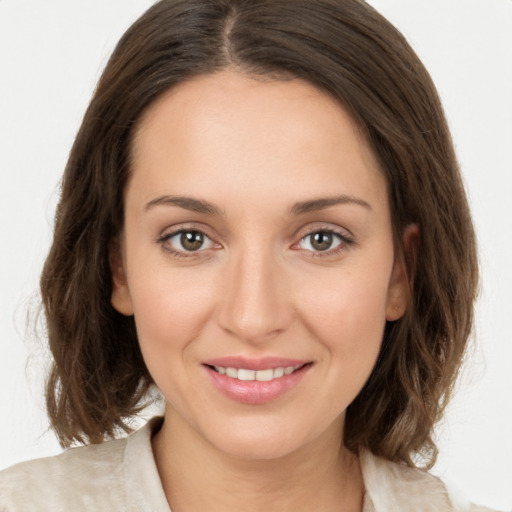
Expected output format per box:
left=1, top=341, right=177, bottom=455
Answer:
left=0, top=0, right=498, bottom=510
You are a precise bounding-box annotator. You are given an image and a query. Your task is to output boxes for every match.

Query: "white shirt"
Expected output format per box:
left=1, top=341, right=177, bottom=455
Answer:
left=0, top=417, right=495, bottom=511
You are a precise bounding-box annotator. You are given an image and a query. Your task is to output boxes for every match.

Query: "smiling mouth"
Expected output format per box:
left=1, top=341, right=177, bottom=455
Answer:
left=204, top=360, right=312, bottom=404
left=206, top=363, right=310, bottom=382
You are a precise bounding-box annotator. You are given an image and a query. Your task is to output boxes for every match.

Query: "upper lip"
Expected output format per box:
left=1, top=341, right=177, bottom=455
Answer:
left=203, top=356, right=310, bottom=371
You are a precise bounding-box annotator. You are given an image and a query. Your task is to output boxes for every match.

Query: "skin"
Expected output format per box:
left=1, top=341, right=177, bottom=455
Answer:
left=111, top=71, right=412, bottom=512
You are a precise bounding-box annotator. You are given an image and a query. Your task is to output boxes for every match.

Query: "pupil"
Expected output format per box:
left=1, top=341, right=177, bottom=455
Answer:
left=311, top=232, right=332, bottom=251
left=181, top=231, right=203, bottom=251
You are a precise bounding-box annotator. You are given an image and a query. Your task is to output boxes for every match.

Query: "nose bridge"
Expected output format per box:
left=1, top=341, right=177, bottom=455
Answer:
left=218, top=240, right=290, bottom=343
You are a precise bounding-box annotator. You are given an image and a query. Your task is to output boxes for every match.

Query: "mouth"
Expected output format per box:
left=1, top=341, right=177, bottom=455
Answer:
left=206, top=363, right=309, bottom=382
left=202, top=359, right=313, bottom=404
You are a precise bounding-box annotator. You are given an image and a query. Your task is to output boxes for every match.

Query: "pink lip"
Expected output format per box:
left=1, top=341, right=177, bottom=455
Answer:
left=202, top=357, right=312, bottom=405
left=203, top=356, right=308, bottom=371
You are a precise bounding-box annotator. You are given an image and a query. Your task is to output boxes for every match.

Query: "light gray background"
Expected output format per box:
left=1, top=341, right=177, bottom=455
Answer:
left=1, top=1, right=511, bottom=509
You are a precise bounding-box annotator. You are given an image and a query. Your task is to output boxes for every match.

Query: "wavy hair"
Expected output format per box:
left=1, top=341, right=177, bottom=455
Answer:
left=41, top=0, right=478, bottom=468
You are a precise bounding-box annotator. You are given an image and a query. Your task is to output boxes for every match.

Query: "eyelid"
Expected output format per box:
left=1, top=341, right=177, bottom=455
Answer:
left=158, top=222, right=217, bottom=240
left=293, top=222, right=355, bottom=243
left=291, top=224, right=356, bottom=256
left=156, top=222, right=355, bottom=259
left=157, top=223, right=222, bottom=257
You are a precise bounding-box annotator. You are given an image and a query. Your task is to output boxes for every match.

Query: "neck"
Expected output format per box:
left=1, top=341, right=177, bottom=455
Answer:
left=152, top=407, right=364, bottom=512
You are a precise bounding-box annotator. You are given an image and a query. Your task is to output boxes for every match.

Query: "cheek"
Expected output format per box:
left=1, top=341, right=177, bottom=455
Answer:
left=302, top=269, right=389, bottom=329
left=126, top=262, right=217, bottom=361
left=295, top=259, right=392, bottom=369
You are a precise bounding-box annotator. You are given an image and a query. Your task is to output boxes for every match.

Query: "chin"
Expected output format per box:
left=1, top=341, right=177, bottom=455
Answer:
left=214, top=434, right=303, bottom=461
left=200, top=416, right=322, bottom=462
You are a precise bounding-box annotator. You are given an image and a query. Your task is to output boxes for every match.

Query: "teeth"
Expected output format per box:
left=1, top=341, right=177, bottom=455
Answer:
left=238, top=369, right=256, bottom=381
left=213, top=365, right=301, bottom=381
left=273, top=367, right=285, bottom=378
left=255, top=369, right=273, bottom=381
left=225, top=367, right=238, bottom=378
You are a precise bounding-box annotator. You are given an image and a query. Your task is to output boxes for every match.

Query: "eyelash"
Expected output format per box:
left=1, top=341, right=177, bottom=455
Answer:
left=157, top=227, right=355, bottom=259
left=157, top=228, right=218, bottom=259
left=295, top=229, right=355, bottom=257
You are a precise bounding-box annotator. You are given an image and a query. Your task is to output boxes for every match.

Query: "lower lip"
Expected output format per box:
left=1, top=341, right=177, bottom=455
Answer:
left=204, top=364, right=311, bottom=405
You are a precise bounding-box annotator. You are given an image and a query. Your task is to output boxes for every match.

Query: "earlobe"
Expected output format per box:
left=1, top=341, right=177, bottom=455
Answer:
left=110, top=240, right=134, bottom=316
left=385, top=224, right=419, bottom=321
left=385, top=264, right=408, bottom=321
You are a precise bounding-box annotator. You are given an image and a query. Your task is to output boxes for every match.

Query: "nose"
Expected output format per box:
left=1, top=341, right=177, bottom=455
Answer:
left=216, top=244, right=293, bottom=345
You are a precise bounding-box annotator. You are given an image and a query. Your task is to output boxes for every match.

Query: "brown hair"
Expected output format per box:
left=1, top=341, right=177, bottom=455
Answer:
left=42, top=0, right=477, bottom=468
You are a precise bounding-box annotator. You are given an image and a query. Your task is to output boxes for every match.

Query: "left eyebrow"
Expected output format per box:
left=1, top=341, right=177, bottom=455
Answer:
left=290, top=195, right=372, bottom=215
left=144, top=195, right=222, bottom=215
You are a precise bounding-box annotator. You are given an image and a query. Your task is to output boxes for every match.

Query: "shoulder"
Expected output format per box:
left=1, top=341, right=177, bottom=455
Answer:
left=0, top=436, right=129, bottom=511
left=0, top=417, right=167, bottom=512
left=360, top=450, right=498, bottom=512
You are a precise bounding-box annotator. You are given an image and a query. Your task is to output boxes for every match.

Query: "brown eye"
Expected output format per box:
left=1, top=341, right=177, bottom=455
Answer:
left=310, top=232, right=333, bottom=251
left=162, top=229, right=216, bottom=254
left=298, top=230, right=343, bottom=253
left=180, top=231, right=204, bottom=251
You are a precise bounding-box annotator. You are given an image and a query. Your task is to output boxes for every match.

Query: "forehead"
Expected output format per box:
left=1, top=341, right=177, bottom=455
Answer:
left=128, top=71, right=388, bottom=218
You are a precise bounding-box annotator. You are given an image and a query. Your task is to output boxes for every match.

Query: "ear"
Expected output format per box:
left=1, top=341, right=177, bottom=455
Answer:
left=110, top=238, right=134, bottom=316
left=385, top=224, right=419, bottom=321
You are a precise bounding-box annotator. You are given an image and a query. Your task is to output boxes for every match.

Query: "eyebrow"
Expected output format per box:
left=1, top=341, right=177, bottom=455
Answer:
left=144, top=194, right=371, bottom=216
left=145, top=195, right=222, bottom=215
left=290, top=195, right=372, bottom=215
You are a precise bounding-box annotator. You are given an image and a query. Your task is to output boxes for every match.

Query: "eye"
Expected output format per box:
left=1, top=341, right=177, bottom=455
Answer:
left=297, top=230, right=345, bottom=253
left=160, top=229, right=216, bottom=254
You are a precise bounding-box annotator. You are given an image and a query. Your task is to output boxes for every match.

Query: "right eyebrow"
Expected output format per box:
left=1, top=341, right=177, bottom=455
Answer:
left=144, top=195, right=222, bottom=215
left=290, top=195, right=372, bottom=215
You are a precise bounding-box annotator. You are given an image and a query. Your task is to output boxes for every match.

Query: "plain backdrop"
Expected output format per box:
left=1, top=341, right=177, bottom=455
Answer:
left=1, top=1, right=511, bottom=509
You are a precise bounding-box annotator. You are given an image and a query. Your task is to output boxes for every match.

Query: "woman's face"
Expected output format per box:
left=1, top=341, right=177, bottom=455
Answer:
left=112, top=71, right=410, bottom=459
